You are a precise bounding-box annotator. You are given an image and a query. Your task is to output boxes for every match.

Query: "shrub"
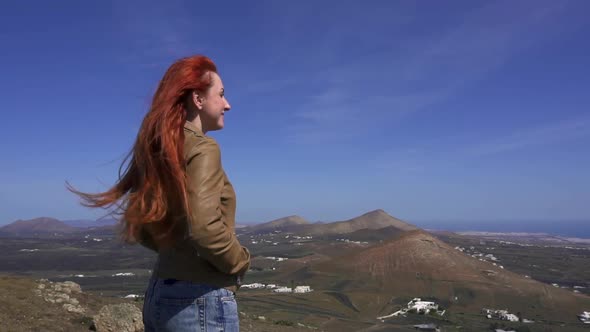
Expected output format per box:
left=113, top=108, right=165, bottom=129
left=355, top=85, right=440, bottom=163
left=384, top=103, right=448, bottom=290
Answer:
left=275, top=320, right=295, bottom=326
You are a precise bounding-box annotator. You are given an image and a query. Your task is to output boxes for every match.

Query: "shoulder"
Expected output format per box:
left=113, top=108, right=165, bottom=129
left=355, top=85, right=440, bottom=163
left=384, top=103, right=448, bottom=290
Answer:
left=185, top=136, right=221, bottom=164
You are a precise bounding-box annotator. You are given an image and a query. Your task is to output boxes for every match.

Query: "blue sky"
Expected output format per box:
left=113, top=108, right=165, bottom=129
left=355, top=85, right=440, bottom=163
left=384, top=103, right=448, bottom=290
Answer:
left=1, top=1, right=589, bottom=232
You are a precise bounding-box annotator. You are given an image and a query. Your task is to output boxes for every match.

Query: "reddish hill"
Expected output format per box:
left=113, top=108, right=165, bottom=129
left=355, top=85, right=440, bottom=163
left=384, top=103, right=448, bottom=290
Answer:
left=302, top=209, right=418, bottom=236
left=0, top=217, right=79, bottom=237
left=245, top=215, right=310, bottom=233
left=305, top=230, right=590, bottom=323
left=242, top=210, right=419, bottom=237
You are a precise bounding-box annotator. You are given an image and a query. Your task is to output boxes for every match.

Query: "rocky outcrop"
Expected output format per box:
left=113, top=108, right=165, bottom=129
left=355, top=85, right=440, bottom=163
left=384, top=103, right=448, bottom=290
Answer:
left=33, top=279, right=144, bottom=331
left=92, top=303, right=144, bottom=332
left=34, top=279, right=85, bottom=314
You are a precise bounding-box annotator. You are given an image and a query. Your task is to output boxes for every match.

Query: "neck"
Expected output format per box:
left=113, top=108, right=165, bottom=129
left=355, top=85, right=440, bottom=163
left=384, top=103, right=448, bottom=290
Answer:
left=188, top=117, right=207, bottom=135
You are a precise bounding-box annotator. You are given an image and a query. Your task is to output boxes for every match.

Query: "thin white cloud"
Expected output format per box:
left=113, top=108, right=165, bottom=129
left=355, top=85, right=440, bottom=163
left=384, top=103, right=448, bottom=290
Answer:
left=466, top=115, right=590, bottom=156
left=288, top=90, right=448, bottom=144
left=370, top=114, right=590, bottom=174
left=287, top=0, right=580, bottom=143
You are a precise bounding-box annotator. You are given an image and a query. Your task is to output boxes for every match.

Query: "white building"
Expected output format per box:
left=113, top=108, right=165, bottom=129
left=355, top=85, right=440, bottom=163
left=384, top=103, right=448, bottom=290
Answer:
left=503, top=313, right=519, bottom=322
left=273, top=287, right=292, bottom=293
left=407, top=298, right=438, bottom=314
left=241, top=283, right=266, bottom=289
left=482, top=308, right=520, bottom=322
left=124, top=294, right=141, bottom=299
left=377, top=297, right=444, bottom=321
left=265, top=256, right=288, bottom=262
left=293, top=286, right=313, bottom=293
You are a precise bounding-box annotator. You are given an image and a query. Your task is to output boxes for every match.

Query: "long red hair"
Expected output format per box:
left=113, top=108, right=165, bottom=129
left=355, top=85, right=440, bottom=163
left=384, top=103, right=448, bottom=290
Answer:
left=68, top=55, right=218, bottom=247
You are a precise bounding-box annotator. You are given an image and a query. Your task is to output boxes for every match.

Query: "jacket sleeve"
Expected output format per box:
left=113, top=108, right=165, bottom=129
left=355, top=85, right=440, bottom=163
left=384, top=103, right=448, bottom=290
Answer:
left=185, top=139, right=250, bottom=275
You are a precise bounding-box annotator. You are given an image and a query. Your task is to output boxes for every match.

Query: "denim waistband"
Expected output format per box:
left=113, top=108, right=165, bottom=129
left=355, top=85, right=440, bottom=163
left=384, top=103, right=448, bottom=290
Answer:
left=153, top=277, right=236, bottom=297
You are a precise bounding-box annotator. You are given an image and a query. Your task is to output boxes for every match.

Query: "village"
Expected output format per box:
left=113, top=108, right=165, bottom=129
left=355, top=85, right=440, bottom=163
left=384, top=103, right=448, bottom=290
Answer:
left=454, top=244, right=588, bottom=296
left=336, top=238, right=369, bottom=245
left=240, top=282, right=313, bottom=294
left=240, top=230, right=315, bottom=246
left=454, top=245, right=505, bottom=269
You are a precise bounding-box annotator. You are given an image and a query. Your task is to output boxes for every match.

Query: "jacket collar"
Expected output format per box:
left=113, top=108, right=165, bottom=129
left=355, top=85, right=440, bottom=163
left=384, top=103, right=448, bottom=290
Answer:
left=183, top=121, right=205, bottom=137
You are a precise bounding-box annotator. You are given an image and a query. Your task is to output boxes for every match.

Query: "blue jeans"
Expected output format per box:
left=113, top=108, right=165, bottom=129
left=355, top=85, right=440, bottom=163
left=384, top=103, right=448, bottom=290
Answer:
left=143, top=277, right=240, bottom=331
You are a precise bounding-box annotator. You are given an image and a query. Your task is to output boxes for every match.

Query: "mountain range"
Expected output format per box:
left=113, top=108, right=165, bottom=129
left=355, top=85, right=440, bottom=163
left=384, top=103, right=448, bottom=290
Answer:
left=0, top=217, right=117, bottom=238
left=241, top=209, right=418, bottom=236
left=0, top=209, right=413, bottom=238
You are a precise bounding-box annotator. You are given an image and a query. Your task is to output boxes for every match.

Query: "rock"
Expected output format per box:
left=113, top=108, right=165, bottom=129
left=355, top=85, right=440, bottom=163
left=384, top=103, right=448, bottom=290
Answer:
left=63, top=303, right=85, bottom=314
left=35, top=280, right=86, bottom=315
left=257, top=316, right=266, bottom=321
left=60, top=281, right=82, bottom=293
left=49, top=281, right=82, bottom=294
left=92, top=303, right=143, bottom=332
left=45, top=291, right=70, bottom=304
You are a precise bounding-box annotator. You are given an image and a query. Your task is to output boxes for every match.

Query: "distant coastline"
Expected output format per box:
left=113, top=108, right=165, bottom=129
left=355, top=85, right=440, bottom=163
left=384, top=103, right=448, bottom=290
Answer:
left=418, top=220, right=590, bottom=239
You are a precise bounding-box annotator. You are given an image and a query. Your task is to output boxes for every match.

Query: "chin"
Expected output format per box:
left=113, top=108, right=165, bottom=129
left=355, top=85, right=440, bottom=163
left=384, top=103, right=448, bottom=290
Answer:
left=210, top=124, right=224, bottom=131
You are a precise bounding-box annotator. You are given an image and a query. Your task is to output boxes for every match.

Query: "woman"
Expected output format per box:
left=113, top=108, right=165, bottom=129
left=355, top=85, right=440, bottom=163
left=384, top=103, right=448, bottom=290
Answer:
left=69, top=55, right=250, bottom=331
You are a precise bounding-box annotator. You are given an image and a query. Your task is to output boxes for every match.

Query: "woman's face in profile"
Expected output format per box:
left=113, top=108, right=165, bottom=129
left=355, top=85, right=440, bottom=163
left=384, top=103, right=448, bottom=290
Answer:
left=198, top=72, right=231, bottom=132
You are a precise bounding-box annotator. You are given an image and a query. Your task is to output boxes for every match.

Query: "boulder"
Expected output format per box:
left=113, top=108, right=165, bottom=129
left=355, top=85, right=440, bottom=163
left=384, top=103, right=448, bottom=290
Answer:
left=58, top=281, right=82, bottom=294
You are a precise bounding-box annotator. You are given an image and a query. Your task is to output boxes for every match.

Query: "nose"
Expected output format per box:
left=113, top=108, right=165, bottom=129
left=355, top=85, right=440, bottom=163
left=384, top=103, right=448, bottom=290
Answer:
left=224, top=99, right=231, bottom=111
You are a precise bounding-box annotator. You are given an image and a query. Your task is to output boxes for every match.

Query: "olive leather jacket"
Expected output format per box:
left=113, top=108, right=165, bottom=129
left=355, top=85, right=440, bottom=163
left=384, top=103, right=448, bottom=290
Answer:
left=140, top=121, right=251, bottom=292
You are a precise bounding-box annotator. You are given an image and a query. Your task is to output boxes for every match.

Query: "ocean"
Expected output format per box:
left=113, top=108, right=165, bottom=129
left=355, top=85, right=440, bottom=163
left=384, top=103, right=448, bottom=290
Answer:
left=417, top=220, right=590, bottom=239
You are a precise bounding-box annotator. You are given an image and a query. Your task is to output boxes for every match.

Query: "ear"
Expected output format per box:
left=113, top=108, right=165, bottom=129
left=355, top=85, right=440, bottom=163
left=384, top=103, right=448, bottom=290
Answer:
left=192, top=91, right=204, bottom=110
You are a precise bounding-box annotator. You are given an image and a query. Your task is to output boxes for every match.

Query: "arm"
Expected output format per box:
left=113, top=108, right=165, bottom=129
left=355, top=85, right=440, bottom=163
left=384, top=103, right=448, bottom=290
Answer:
left=185, top=139, right=250, bottom=275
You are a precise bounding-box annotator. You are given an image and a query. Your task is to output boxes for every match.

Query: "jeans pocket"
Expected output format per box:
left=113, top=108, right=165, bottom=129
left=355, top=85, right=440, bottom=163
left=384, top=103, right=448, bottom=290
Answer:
left=156, top=299, right=204, bottom=331
left=220, top=293, right=239, bottom=331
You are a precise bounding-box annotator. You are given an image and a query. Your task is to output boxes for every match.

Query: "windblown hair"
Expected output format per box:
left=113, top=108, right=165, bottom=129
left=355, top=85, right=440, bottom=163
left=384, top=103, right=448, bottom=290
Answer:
left=68, top=55, right=218, bottom=247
